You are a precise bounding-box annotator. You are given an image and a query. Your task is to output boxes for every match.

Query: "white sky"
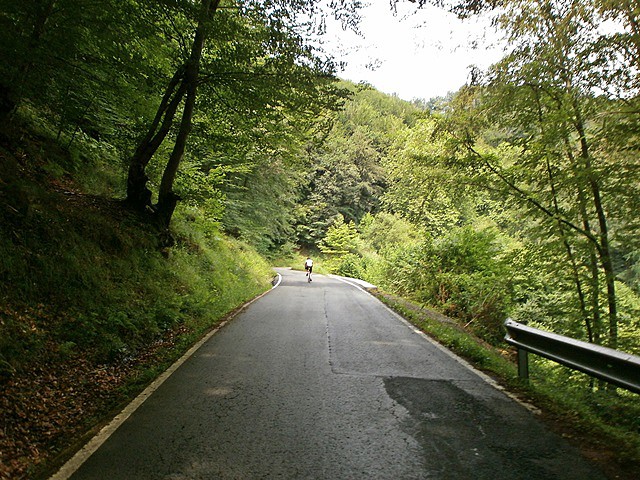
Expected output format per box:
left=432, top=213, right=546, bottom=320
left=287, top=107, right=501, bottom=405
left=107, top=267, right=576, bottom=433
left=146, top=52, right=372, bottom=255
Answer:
left=321, top=2, right=506, bottom=101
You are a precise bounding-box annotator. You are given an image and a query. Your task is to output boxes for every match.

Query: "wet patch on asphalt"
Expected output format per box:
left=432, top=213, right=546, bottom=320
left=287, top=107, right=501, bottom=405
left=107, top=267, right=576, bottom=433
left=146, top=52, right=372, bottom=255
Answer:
left=383, top=376, right=607, bottom=480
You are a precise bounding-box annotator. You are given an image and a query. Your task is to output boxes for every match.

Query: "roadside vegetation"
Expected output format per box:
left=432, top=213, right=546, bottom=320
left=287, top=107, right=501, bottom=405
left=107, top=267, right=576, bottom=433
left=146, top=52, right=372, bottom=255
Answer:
left=1, top=0, right=640, bottom=479
left=374, top=291, right=640, bottom=480
left=0, top=116, right=274, bottom=479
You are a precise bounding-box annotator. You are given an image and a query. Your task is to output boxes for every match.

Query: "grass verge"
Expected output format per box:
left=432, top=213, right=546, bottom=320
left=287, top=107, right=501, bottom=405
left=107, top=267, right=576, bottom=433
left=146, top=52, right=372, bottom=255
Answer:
left=0, top=123, right=274, bottom=479
left=372, top=289, right=640, bottom=480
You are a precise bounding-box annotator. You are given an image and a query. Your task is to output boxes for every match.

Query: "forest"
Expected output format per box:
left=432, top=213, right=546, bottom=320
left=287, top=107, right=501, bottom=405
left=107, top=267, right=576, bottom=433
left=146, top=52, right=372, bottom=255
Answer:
left=1, top=0, right=640, bottom=478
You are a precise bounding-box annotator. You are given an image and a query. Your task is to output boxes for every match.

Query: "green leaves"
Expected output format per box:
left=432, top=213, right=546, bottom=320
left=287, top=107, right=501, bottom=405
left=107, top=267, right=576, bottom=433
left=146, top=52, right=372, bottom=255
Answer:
left=296, top=83, right=417, bottom=247
left=382, top=117, right=467, bottom=235
left=319, top=214, right=361, bottom=255
left=438, top=0, right=640, bottom=348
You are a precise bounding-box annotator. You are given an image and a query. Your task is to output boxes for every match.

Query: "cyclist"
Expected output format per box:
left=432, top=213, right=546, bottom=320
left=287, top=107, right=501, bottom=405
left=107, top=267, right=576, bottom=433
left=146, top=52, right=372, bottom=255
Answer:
left=304, top=257, right=313, bottom=281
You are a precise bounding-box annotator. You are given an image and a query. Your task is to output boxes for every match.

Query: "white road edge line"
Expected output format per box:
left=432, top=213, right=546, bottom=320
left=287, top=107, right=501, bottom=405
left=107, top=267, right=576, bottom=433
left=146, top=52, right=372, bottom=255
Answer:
left=379, top=299, right=542, bottom=415
left=330, top=275, right=367, bottom=293
left=272, top=272, right=282, bottom=289
left=50, top=287, right=275, bottom=480
left=331, top=272, right=541, bottom=415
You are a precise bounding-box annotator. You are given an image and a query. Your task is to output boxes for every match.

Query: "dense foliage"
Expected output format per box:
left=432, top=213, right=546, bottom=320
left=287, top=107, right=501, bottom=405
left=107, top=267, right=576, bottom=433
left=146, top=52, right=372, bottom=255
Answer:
left=1, top=0, right=640, bottom=477
left=313, top=0, right=640, bottom=357
left=0, top=0, right=362, bottom=234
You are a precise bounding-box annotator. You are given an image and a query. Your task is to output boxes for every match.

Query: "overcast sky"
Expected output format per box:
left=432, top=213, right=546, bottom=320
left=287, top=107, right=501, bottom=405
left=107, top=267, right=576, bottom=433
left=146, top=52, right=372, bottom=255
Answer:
left=321, top=2, right=506, bottom=101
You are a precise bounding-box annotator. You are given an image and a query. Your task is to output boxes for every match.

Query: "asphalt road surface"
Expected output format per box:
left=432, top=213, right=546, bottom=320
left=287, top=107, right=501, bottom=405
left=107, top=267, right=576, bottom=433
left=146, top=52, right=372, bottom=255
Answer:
left=62, top=268, right=606, bottom=479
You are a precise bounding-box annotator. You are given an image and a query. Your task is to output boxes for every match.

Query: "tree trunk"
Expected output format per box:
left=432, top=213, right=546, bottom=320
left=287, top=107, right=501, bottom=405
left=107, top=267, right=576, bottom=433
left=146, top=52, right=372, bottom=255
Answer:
left=547, top=168, right=592, bottom=342
left=126, top=66, right=188, bottom=210
left=572, top=99, right=617, bottom=348
left=156, top=0, right=220, bottom=226
left=591, top=180, right=617, bottom=348
left=1, top=0, right=57, bottom=119
left=577, top=190, right=601, bottom=344
left=536, top=89, right=593, bottom=342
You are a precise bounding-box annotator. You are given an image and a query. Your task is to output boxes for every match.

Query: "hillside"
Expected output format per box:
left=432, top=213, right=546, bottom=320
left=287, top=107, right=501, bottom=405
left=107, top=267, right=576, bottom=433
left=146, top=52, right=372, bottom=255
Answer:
left=0, top=123, right=274, bottom=479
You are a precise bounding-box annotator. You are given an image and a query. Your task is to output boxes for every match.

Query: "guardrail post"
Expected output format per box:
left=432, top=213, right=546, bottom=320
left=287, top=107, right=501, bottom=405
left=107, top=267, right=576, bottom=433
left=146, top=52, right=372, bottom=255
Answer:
left=517, top=348, right=529, bottom=381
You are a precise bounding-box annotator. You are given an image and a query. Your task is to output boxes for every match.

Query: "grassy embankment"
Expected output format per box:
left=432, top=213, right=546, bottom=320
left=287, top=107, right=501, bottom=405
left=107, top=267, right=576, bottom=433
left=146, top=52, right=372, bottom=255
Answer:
left=0, top=118, right=273, bottom=479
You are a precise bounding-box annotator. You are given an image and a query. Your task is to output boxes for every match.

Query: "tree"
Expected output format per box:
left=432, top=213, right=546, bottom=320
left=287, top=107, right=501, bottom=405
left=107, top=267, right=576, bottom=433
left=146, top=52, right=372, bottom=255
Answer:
left=441, top=0, right=640, bottom=348
left=0, top=0, right=182, bottom=134
left=296, top=83, right=417, bottom=247
left=154, top=0, right=219, bottom=226
left=319, top=214, right=361, bottom=255
left=124, top=0, right=364, bottom=228
left=359, top=212, right=424, bottom=252
left=382, top=117, right=468, bottom=235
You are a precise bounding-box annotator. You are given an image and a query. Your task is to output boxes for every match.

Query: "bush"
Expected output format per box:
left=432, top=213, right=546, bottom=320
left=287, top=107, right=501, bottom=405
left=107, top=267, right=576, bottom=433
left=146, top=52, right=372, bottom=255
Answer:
left=377, top=239, right=438, bottom=298
left=333, top=253, right=365, bottom=278
left=373, top=226, right=513, bottom=345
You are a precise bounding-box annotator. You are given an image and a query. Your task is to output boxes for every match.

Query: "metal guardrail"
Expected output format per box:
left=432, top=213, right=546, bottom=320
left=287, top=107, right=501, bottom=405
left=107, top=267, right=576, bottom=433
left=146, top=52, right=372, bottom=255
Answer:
left=504, top=319, right=640, bottom=394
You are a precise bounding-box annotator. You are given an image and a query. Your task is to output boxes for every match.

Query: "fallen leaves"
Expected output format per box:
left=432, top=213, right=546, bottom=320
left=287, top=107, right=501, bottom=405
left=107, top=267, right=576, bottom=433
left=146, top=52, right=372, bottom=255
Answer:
left=0, top=356, right=129, bottom=480
left=0, top=316, right=194, bottom=480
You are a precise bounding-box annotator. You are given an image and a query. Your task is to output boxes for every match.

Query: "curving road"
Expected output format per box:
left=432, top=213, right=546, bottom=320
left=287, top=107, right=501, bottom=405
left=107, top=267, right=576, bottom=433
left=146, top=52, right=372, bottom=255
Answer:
left=61, top=268, right=606, bottom=479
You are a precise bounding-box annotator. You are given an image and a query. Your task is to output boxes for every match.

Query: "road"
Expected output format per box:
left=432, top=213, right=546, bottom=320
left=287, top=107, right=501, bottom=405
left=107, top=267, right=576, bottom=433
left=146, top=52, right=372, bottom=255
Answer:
left=60, top=268, right=606, bottom=479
